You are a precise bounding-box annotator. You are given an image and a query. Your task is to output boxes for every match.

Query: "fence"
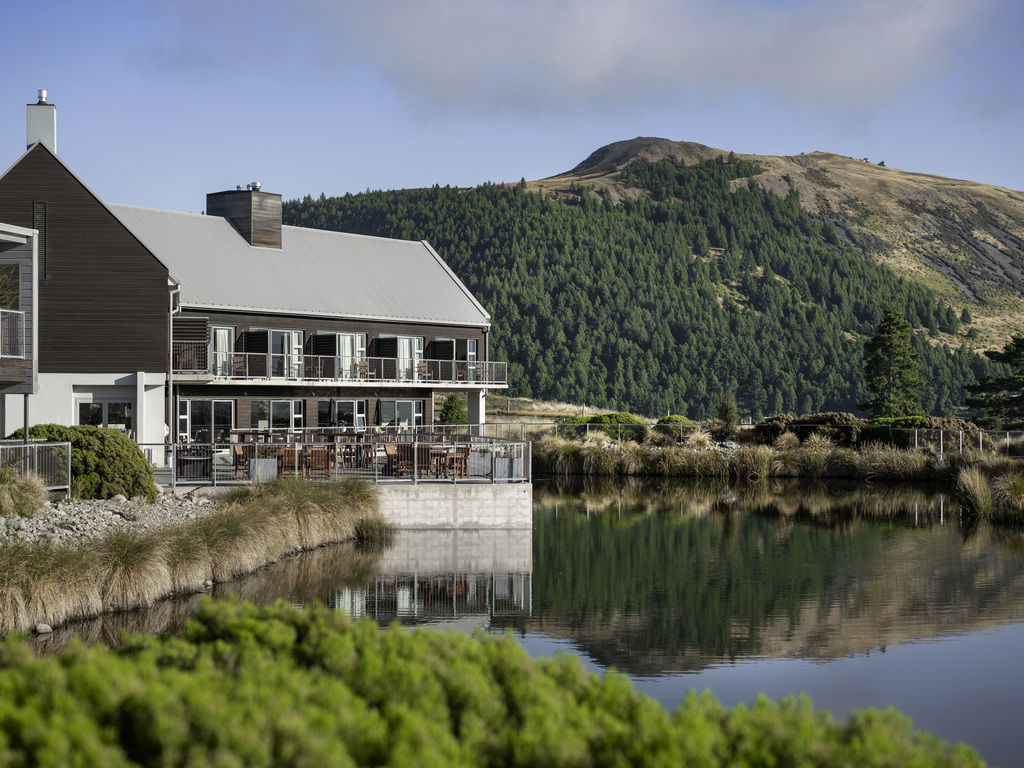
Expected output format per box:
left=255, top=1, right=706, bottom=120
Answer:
left=0, top=441, right=72, bottom=493
left=140, top=435, right=531, bottom=488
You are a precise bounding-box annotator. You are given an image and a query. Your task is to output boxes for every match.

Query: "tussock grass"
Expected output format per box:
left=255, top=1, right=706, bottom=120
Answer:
left=992, top=469, right=1024, bottom=516
left=685, top=427, right=713, bottom=449
left=0, top=468, right=48, bottom=518
left=731, top=445, right=774, bottom=480
left=616, top=441, right=649, bottom=475
left=0, top=478, right=388, bottom=636
left=956, top=467, right=993, bottom=517
left=88, top=528, right=171, bottom=612
left=582, top=442, right=618, bottom=475
left=773, top=431, right=801, bottom=451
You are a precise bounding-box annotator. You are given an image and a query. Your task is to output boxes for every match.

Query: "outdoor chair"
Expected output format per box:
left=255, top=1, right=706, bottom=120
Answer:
left=279, top=445, right=304, bottom=476
left=306, top=445, right=330, bottom=478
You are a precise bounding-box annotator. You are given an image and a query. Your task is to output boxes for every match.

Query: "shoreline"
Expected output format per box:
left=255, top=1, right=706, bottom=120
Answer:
left=0, top=478, right=388, bottom=637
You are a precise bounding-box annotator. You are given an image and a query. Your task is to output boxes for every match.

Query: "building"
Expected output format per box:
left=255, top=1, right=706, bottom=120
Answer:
left=0, top=93, right=505, bottom=448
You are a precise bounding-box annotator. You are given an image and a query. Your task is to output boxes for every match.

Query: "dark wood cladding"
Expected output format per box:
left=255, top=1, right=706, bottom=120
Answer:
left=0, top=146, right=169, bottom=374
left=206, top=189, right=282, bottom=249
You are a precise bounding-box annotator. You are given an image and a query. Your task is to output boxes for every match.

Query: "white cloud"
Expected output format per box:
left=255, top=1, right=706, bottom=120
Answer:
left=156, top=0, right=994, bottom=112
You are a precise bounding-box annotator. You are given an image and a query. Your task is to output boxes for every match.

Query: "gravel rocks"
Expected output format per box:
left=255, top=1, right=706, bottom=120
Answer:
left=0, top=488, right=228, bottom=547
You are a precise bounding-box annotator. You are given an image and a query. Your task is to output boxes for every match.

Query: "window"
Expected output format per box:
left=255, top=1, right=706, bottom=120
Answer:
left=380, top=335, right=424, bottom=381
left=252, top=328, right=303, bottom=378
left=318, top=399, right=366, bottom=428
left=378, top=399, right=423, bottom=428
left=210, top=326, right=234, bottom=377
left=178, top=399, right=234, bottom=443
left=77, top=400, right=133, bottom=435
left=338, top=332, right=367, bottom=379
left=251, top=399, right=304, bottom=431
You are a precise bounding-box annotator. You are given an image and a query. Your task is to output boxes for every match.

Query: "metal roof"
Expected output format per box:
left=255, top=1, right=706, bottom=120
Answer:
left=107, top=204, right=491, bottom=327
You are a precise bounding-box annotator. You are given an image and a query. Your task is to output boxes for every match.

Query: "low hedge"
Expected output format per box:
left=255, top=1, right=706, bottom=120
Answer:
left=561, top=412, right=650, bottom=443
left=0, top=599, right=983, bottom=767
left=6, top=423, right=156, bottom=501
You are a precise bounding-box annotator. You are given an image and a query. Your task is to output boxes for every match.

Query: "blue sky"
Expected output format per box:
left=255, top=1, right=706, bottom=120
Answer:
left=3, top=0, right=1022, bottom=213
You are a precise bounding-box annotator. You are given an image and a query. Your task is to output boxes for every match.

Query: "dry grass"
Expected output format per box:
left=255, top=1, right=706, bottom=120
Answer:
left=992, top=469, right=1024, bottom=516
left=616, top=441, right=649, bottom=475
left=773, top=431, right=801, bottom=451
left=684, top=427, right=713, bottom=449
left=0, top=468, right=48, bottom=518
left=956, top=467, right=993, bottom=517
left=731, top=445, right=774, bottom=480
left=0, top=477, right=388, bottom=636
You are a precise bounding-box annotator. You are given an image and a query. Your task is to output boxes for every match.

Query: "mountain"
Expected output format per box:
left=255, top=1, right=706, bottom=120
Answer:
left=532, top=137, right=1024, bottom=349
left=283, top=140, right=1019, bottom=419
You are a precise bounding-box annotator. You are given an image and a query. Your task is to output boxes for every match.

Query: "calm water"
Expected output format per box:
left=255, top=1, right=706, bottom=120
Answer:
left=47, top=478, right=1024, bottom=766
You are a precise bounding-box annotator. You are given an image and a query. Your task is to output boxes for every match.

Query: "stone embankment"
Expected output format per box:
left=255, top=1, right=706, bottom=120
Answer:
left=1, top=488, right=223, bottom=547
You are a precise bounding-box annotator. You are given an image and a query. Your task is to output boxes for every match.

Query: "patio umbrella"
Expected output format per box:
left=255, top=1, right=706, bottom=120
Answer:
left=328, top=398, right=337, bottom=427
left=373, top=398, right=382, bottom=426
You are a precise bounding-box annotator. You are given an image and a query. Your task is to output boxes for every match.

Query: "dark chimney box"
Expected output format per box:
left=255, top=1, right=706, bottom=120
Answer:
left=206, top=187, right=282, bottom=248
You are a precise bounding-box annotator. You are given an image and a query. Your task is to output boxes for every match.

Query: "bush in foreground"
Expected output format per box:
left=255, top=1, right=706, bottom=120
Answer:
left=0, top=599, right=984, bottom=767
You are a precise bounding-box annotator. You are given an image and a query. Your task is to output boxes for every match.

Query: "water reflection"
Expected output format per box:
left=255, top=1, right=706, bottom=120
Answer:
left=510, top=477, right=1024, bottom=676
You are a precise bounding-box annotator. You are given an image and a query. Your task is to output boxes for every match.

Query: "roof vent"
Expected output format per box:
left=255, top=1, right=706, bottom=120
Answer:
left=37, top=90, right=47, bottom=104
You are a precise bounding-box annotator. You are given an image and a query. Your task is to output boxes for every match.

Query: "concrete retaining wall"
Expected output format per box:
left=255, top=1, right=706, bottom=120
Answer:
left=377, top=482, right=532, bottom=529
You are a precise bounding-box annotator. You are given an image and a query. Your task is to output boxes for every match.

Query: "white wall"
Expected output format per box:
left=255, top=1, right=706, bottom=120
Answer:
left=2, top=372, right=166, bottom=445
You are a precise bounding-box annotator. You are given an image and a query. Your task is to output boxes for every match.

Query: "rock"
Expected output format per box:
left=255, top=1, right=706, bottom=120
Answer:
left=35, top=623, right=53, bottom=634
left=111, top=494, right=128, bottom=504
left=203, top=580, right=213, bottom=588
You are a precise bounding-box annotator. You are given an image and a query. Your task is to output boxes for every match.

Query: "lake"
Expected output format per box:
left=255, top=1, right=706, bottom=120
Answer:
left=48, top=477, right=1024, bottom=766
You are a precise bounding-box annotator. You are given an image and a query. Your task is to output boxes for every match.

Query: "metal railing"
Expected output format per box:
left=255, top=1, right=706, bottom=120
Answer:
left=0, top=441, right=71, bottom=493
left=0, top=309, right=25, bottom=359
left=141, top=435, right=530, bottom=488
left=171, top=343, right=507, bottom=386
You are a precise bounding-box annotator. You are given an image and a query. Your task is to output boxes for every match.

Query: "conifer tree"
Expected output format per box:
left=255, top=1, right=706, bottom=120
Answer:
left=964, top=334, right=1024, bottom=428
left=859, top=304, right=924, bottom=418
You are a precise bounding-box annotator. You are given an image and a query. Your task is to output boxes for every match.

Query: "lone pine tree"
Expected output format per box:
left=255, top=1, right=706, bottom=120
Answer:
left=859, top=304, right=924, bottom=418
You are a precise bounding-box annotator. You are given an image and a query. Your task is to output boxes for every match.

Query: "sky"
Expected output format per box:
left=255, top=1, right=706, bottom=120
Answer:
left=2, top=0, right=1022, bottom=214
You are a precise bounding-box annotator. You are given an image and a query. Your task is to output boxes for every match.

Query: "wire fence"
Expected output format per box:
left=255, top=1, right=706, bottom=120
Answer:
left=0, top=441, right=72, bottom=493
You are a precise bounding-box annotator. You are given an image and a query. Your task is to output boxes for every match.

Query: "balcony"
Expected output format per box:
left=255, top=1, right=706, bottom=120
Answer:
left=172, top=342, right=507, bottom=387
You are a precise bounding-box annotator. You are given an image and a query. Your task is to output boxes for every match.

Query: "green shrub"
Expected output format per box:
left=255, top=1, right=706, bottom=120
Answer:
left=655, top=414, right=694, bottom=441
left=561, top=412, right=649, bottom=443
left=8, top=424, right=156, bottom=501
left=0, top=599, right=985, bottom=767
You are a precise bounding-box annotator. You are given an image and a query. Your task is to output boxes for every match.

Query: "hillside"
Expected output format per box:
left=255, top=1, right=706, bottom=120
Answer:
left=283, top=144, right=1017, bottom=420
left=532, top=137, right=1024, bottom=349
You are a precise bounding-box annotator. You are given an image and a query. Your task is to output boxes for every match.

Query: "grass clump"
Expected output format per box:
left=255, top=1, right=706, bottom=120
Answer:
left=0, top=467, right=47, bottom=518
left=0, top=599, right=986, bottom=767
left=956, top=467, right=993, bottom=517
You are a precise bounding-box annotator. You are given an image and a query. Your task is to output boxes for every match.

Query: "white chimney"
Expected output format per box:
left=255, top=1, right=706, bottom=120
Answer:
left=27, top=89, right=56, bottom=153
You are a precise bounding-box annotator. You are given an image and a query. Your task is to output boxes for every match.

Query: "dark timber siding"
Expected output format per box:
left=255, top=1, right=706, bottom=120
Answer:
left=0, top=146, right=170, bottom=374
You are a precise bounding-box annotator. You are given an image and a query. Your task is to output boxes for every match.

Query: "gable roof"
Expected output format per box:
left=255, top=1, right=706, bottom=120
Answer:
left=107, top=204, right=491, bottom=328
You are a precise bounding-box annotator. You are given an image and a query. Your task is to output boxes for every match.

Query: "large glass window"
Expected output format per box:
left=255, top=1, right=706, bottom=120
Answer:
left=381, top=335, right=424, bottom=381
left=178, top=399, right=233, bottom=443
left=378, top=399, right=423, bottom=428
left=255, top=329, right=303, bottom=378
left=77, top=401, right=133, bottom=434
left=318, top=399, right=366, bottom=428
left=251, top=399, right=304, bottom=431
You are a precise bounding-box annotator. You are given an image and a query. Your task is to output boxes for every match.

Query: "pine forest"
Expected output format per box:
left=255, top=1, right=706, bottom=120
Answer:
left=283, top=155, right=1005, bottom=420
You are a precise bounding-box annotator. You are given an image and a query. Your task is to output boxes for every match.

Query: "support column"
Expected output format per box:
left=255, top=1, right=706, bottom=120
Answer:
left=467, top=389, right=486, bottom=436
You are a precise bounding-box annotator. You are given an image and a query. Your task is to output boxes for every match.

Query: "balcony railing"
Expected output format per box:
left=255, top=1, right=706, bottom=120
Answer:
left=0, top=309, right=25, bottom=359
left=172, top=342, right=507, bottom=386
